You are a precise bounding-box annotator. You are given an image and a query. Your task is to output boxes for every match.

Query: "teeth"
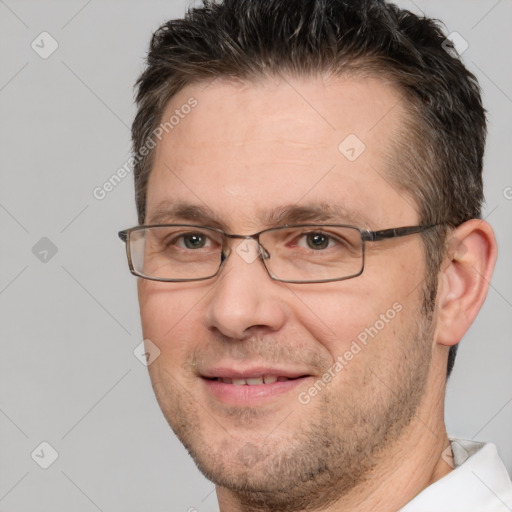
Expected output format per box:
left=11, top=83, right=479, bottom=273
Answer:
left=216, top=375, right=286, bottom=385
left=246, top=377, right=264, bottom=385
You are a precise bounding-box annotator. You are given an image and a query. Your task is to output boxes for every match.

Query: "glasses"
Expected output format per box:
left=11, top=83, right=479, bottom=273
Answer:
left=118, top=223, right=436, bottom=284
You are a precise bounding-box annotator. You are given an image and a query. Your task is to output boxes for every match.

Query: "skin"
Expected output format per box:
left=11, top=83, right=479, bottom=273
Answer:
left=136, top=75, right=497, bottom=511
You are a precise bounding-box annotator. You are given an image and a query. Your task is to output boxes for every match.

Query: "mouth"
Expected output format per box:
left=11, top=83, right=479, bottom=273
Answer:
left=200, top=369, right=312, bottom=405
left=206, top=375, right=304, bottom=385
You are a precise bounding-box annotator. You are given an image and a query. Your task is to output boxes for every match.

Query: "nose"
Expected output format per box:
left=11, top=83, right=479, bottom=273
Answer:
left=204, top=239, right=288, bottom=340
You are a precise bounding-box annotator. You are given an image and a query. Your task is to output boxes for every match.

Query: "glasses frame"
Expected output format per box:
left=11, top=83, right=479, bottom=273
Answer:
left=118, top=223, right=437, bottom=284
left=118, top=223, right=439, bottom=284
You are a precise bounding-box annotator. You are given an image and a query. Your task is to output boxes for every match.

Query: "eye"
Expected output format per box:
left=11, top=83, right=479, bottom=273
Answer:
left=300, top=232, right=333, bottom=250
left=177, top=233, right=211, bottom=249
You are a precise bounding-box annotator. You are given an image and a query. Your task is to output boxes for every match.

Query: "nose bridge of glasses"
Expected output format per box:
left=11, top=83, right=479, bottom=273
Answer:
left=223, top=232, right=271, bottom=261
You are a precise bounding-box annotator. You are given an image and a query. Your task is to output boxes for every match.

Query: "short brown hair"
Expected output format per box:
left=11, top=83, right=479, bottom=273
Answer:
left=131, top=0, right=487, bottom=376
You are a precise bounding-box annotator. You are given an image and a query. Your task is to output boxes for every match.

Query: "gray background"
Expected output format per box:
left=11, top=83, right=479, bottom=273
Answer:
left=0, top=0, right=511, bottom=511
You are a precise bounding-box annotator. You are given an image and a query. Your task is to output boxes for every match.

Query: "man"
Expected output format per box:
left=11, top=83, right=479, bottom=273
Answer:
left=119, top=0, right=512, bottom=510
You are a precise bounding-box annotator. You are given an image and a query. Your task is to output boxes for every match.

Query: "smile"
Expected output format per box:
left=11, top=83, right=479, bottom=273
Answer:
left=209, top=375, right=297, bottom=385
left=201, top=370, right=312, bottom=406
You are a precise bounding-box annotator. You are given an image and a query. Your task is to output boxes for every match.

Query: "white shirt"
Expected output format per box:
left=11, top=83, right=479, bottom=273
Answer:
left=401, top=438, right=512, bottom=511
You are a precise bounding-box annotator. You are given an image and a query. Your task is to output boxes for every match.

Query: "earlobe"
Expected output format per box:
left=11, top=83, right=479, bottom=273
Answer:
left=436, top=219, right=497, bottom=347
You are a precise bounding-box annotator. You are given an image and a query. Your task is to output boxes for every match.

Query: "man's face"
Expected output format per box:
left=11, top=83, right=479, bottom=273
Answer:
left=138, top=76, right=436, bottom=507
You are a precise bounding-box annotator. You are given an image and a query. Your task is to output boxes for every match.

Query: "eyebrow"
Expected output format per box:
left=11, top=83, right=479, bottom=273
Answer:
left=261, top=203, right=372, bottom=228
left=146, top=201, right=372, bottom=230
left=147, top=201, right=224, bottom=227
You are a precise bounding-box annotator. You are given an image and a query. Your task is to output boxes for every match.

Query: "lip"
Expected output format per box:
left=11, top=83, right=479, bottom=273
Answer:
left=200, top=366, right=313, bottom=406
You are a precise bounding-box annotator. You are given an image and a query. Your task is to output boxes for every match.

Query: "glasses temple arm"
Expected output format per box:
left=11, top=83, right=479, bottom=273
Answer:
left=363, top=225, right=438, bottom=242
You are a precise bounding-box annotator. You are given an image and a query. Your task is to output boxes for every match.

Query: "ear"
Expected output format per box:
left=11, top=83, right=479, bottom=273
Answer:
left=436, top=219, right=497, bottom=347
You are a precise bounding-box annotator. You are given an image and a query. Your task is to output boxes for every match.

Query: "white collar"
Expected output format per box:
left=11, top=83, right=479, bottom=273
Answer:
left=400, top=438, right=512, bottom=511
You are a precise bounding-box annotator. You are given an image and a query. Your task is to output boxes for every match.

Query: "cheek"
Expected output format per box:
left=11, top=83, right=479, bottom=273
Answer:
left=288, top=286, right=388, bottom=353
left=289, top=268, right=417, bottom=368
left=138, top=281, right=207, bottom=364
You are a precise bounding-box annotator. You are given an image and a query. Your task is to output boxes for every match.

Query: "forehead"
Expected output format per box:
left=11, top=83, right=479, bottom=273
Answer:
left=147, top=75, right=418, bottom=230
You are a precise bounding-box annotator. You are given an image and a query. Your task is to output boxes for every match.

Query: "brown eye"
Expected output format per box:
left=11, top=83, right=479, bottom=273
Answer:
left=305, top=233, right=330, bottom=250
left=182, top=233, right=207, bottom=249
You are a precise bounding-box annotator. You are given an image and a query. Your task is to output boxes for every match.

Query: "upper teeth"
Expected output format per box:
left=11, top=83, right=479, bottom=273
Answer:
left=218, top=375, right=281, bottom=385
